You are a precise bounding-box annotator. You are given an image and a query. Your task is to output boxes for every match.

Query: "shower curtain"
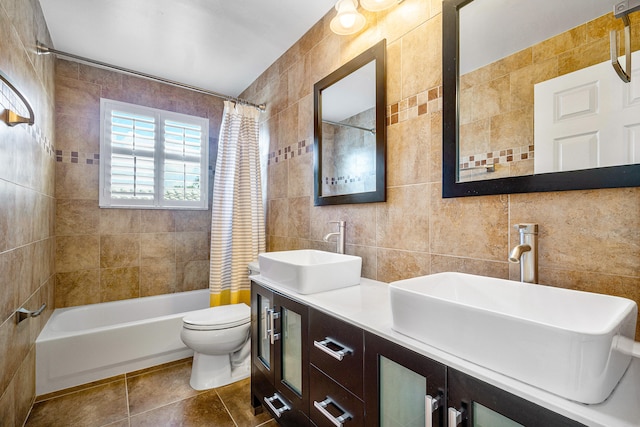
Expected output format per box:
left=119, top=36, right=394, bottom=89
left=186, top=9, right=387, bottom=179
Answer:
left=209, top=101, right=264, bottom=307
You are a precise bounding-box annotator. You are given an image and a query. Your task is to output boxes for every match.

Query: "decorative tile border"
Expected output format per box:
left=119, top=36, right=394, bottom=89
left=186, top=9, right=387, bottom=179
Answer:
left=459, top=145, right=534, bottom=169
left=324, top=174, right=365, bottom=186
left=386, top=85, right=442, bottom=126
left=267, top=86, right=444, bottom=168
left=268, top=140, right=312, bottom=165
left=56, top=150, right=100, bottom=165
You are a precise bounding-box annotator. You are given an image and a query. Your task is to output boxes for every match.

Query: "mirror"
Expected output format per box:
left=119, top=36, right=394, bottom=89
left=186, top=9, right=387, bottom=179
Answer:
left=443, top=0, right=640, bottom=197
left=314, top=39, right=386, bottom=205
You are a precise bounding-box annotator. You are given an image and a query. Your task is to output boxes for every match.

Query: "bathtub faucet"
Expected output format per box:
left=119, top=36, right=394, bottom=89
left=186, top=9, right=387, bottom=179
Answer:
left=323, top=221, right=345, bottom=254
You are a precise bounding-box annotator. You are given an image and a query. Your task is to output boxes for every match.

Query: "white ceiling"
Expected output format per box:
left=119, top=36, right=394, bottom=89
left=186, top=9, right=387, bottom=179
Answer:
left=40, top=0, right=337, bottom=98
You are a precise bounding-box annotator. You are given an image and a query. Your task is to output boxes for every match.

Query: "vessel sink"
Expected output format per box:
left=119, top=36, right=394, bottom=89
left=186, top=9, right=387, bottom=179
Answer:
left=389, top=272, right=638, bottom=404
left=258, top=250, right=362, bottom=294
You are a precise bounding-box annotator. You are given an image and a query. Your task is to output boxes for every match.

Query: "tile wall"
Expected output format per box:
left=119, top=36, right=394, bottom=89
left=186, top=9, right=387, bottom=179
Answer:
left=53, top=59, right=223, bottom=307
left=0, top=0, right=56, bottom=424
left=239, top=0, right=640, bottom=339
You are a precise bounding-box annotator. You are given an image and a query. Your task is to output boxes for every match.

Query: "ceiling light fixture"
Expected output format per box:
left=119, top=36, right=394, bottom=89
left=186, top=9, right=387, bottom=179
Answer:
left=330, top=0, right=366, bottom=35
left=360, top=0, right=404, bottom=12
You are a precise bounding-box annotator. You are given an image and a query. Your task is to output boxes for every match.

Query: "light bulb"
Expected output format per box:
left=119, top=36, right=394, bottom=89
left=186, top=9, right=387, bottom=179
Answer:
left=339, top=13, right=357, bottom=29
left=330, top=0, right=366, bottom=35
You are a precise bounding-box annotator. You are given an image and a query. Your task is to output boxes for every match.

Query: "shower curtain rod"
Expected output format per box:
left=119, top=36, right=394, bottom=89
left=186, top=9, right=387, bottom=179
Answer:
left=36, top=42, right=266, bottom=112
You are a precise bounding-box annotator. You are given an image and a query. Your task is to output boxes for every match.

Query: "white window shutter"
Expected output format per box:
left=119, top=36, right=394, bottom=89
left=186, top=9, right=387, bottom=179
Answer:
left=99, top=99, right=209, bottom=209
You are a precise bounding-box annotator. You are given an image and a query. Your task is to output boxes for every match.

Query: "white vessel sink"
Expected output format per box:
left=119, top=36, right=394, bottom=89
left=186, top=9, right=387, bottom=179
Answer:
left=258, top=250, right=362, bottom=294
left=389, top=272, right=638, bottom=404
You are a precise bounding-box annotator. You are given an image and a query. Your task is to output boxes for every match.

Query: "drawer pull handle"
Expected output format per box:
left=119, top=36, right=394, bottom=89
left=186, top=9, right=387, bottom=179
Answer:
left=314, top=397, right=352, bottom=427
left=425, top=394, right=441, bottom=427
left=267, top=308, right=280, bottom=344
left=264, top=393, right=290, bottom=418
left=313, top=338, right=353, bottom=361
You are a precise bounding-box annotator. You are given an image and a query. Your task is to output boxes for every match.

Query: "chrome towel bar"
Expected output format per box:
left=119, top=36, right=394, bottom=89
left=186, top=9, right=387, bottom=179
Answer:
left=610, top=0, right=640, bottom=83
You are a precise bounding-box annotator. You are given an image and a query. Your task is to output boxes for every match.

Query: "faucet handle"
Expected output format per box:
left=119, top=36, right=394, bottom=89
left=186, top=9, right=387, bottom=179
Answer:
left=514, top=223, right=538, bottom=234
left=329, top=221, right=345, bottom=227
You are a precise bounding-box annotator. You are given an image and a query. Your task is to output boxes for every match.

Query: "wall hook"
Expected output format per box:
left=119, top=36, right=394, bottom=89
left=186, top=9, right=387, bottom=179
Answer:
left=610, top=0, right=640, bottom=83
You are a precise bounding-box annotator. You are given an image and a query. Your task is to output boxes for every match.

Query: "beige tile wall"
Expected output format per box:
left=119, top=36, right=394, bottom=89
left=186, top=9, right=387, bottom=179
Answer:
left=54, top=59, right=223, bottom=308
left=239, top=0, right=640, bottom=340
left=0, top=0, right=56, bottom=424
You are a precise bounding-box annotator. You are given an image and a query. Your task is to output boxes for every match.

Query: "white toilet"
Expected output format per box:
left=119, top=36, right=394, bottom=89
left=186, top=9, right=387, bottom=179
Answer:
left=180, top=303, right=251, bottom=390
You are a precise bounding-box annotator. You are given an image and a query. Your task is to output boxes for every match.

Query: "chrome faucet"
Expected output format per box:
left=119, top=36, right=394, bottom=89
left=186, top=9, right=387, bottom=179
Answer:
left=508, top=223, right=538, bottom=284
left=323, top=221, right=345, bottom=254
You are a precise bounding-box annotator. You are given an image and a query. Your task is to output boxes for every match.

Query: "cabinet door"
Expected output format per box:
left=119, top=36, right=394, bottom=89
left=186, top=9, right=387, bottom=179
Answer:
left=364, top=332, right=447, bottom=427
left=251, top=283, right=310, bottom=426
left=274, top=293, right=309, bottom=416
left=251, top=282, right=275, bottom=381
left=447, top=368, right=585, bottom=427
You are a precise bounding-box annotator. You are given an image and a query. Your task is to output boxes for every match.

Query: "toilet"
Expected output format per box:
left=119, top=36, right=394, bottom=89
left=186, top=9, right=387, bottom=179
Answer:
left=180, top=303, right=251, bottom=390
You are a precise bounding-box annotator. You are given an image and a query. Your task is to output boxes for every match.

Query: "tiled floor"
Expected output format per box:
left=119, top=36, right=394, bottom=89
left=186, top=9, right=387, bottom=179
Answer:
left=25, top=359, right=275, bottom=427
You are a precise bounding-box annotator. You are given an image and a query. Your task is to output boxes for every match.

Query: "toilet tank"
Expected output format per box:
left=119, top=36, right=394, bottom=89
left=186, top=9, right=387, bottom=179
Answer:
left=248, top=261, right=260, bottom=276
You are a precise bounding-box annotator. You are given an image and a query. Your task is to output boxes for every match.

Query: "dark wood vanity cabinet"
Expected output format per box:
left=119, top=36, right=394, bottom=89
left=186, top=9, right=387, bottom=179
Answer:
left=251, top=282, right=587, bottom=427
left=250, top=282, right=310, bottom=426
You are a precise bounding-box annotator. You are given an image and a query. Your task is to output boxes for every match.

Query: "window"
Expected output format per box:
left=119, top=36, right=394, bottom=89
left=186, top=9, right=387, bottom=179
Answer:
left=99, top=99, right=209, bottom=209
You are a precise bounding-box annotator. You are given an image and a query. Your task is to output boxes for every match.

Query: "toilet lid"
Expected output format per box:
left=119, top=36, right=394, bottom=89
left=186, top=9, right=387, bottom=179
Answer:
left=182, top=303, right=250, bottom=330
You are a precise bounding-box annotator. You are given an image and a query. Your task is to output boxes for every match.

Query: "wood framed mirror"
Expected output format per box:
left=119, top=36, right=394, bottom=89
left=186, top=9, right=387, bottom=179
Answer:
left=442, top=0, right=640, bottom=198
left=314, top=39, right=386, bottom=205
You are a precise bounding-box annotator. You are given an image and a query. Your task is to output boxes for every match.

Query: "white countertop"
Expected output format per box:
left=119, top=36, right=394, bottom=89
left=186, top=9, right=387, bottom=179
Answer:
left=251, top=275, right=640, bottom=427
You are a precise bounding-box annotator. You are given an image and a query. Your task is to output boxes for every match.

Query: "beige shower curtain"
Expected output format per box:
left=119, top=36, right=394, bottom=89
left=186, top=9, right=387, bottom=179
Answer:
left=209, top=101, right=264, bottom=306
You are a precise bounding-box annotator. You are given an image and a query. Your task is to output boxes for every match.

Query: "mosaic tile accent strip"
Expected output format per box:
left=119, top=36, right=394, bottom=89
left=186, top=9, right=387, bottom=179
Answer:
left=56, top=150, right=101, bottom=165
left=267, top=87, right=443, bottom=168
left=268, top=140, right=312, bottom=165
left=386, top=85, right=442, bottom=126
left=1, top=81, right=54, bottom=158
left=459, top=145, right=534, bottom=169
left=324, top=174, right=366, bottom=185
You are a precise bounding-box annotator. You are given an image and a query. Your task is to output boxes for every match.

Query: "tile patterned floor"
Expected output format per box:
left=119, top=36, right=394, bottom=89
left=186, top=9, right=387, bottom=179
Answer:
left=25, top=359, right=275, bottom=427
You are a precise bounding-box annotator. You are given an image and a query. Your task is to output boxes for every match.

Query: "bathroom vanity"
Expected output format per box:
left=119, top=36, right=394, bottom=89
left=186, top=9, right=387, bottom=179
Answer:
left=250, top=275, right=640, bottom=427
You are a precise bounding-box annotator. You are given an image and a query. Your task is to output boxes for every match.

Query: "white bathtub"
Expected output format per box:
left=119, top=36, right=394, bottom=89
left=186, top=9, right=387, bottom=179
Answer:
left=36, top=289, right=210, bottom=395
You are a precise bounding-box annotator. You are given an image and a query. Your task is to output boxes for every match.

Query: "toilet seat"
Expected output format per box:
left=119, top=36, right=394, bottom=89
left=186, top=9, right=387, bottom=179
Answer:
left=183, top=303, right=250, bottom=331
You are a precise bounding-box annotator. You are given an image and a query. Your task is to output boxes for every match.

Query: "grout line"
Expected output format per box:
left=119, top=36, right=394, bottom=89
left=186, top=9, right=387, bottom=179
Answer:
left=124, top=372, right=131, bottom=421
left=215, top=388, right=239, bottom=427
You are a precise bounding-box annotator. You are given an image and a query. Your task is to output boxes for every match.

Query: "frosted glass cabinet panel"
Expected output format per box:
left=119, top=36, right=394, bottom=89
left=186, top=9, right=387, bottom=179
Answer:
left=281, top=308, right=302, bottom=395
left=474, top=402, right=524, bottom=427
left=380, top=356, right=427, bottom=427
left=257, top=294, right=271, bottom=369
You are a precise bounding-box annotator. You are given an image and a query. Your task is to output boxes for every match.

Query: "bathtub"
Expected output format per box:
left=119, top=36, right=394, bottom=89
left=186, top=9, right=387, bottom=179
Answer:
left=36, top=289, right=210, bottom=395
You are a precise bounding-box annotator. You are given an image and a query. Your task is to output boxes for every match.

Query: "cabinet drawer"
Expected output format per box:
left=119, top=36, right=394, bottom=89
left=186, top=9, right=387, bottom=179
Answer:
left=310, top=366, right=364, bottom=427
left=309, top=308, right=364, bottom=398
